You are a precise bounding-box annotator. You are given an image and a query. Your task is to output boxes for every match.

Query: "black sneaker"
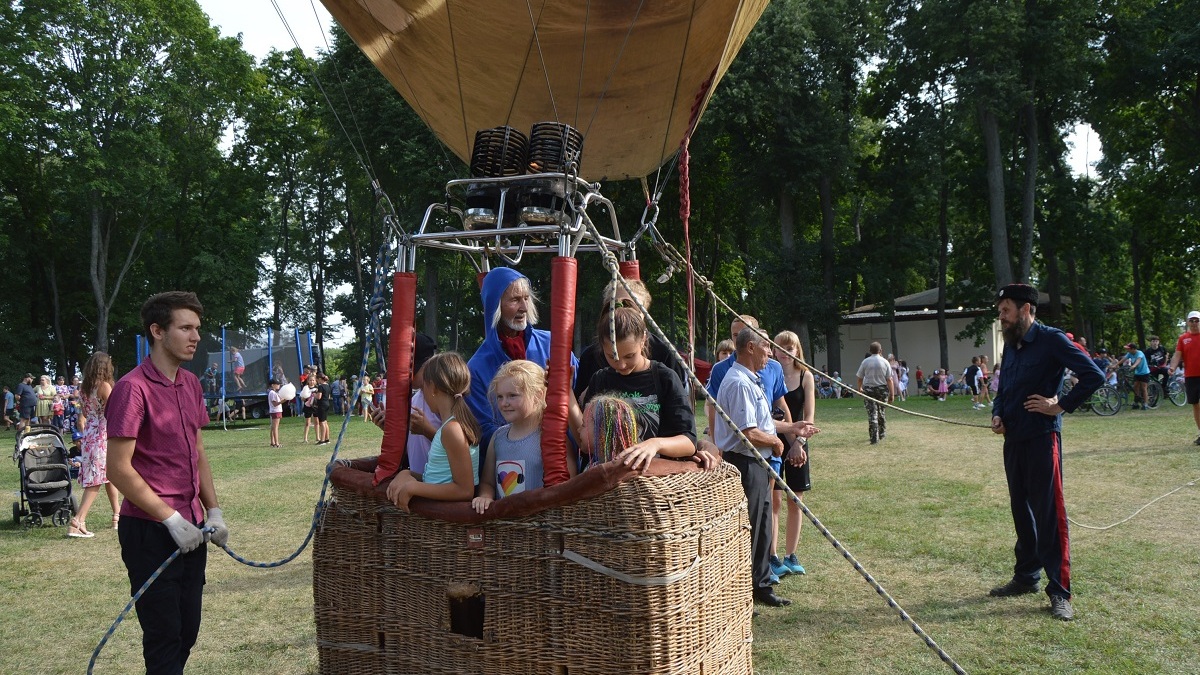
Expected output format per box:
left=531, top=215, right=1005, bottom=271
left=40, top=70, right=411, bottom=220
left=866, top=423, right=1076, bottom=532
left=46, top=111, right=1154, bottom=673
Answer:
left=1049, top=595, right=1074, bottom=621
left=1193, top=435, right=1200, bottom=446
left=989, top=580, right=1039, bottom=597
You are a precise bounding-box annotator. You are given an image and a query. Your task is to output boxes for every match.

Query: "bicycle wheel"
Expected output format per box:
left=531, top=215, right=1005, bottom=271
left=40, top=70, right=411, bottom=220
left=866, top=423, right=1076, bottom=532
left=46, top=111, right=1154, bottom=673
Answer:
left=1146, top=381, right=1163, bottom=409
left=1168, top=379, right=1187, bottom=407
left=1091, top=386, right=1121, bottom=416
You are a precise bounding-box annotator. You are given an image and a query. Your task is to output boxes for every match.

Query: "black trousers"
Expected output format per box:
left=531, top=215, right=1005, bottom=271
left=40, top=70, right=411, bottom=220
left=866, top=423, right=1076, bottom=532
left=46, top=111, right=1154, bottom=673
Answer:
left=724, top=451, right=773, bottom=591
left=119, top=516, right=208, bottom=675
left=1003, top=432, right=1071, bottom=599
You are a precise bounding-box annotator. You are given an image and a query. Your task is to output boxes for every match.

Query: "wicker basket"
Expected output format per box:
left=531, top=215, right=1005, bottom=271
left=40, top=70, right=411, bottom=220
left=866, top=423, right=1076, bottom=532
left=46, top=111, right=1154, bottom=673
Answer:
left=314, top=461, right=752, bottom=674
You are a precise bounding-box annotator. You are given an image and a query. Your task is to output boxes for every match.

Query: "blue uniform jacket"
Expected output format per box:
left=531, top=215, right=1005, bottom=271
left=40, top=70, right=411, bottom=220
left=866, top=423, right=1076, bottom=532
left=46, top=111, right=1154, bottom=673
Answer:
left=992, top=322, right=1105, bottom=443
left=465, top=267, right=576, bottom=452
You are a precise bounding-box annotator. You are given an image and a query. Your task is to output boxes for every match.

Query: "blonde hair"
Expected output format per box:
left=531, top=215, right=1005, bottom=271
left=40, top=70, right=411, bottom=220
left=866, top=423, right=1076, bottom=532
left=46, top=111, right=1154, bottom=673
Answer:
left=583, top=395, right=638, bottom=464
left=604, top=278, right=651, bottom=310
left=773, top=330, right=807, bottom=372
left=488, top=360, right=548, bottom=417
left=421, top=352, right=481, bottom=446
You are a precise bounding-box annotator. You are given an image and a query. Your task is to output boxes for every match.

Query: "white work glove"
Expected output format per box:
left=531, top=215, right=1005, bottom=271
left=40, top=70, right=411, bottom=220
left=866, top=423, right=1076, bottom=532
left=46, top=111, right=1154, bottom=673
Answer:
left=163, top=511, right=205, bottom=554
left=205, top=507, right=229, bottom=548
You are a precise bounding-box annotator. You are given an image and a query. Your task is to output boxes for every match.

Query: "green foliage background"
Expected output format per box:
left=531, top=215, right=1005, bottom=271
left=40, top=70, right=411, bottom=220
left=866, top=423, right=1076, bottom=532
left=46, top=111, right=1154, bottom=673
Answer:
left=1, top=0, right=1197, bottom=385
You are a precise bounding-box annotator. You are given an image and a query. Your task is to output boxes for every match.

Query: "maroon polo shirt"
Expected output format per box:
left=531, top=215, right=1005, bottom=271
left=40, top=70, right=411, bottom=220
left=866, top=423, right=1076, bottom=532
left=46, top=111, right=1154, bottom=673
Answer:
left=107, top=359, right=209, bottom=524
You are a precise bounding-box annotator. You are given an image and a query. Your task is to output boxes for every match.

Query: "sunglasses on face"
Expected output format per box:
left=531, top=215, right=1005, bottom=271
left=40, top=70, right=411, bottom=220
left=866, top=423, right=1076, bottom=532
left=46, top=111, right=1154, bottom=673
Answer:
left=1190, top=318, right=1200, bottom=323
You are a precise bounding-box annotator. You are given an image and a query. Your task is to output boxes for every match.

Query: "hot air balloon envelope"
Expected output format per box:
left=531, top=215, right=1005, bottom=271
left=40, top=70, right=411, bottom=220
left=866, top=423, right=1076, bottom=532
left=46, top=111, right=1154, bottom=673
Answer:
left=319, top=0, right=769, bottom=180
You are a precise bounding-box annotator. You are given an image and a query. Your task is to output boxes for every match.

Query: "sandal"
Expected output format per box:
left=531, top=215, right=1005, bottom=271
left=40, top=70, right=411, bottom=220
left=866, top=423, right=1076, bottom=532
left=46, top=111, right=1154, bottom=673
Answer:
left=67, top=518, right=95, bottom=538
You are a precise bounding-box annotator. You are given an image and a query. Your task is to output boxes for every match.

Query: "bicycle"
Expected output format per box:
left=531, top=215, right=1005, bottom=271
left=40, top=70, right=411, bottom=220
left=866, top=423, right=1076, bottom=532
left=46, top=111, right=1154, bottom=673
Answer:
left=1061, top=373, right=1121, bottom=416
left=1115, top=365, right=1162, bottom=410
left=1166, top=371, right=1187, bottom=407
left=1086, top=385, right=1122, bottom=416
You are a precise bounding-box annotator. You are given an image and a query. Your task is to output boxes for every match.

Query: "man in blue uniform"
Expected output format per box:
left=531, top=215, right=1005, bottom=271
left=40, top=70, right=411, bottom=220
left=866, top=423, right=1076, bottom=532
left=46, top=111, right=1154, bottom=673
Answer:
left=988, top=284, right=1104, bottom=621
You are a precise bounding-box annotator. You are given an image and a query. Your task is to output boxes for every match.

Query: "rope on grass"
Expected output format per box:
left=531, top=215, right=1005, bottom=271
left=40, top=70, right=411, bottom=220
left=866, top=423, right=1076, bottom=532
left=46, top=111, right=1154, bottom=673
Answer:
left=647, top=225, right=992, bottom=430
left=579, top=214, right=969, bottom=675
left=88, top=239, right=397, bottom=674
left=1068, top=477, right=1198, bottom=531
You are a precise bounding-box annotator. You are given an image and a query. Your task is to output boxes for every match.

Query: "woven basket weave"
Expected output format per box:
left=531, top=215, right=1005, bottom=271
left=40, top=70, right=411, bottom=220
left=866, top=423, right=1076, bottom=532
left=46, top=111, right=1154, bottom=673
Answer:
left=314, top=462, right=752, bottom=674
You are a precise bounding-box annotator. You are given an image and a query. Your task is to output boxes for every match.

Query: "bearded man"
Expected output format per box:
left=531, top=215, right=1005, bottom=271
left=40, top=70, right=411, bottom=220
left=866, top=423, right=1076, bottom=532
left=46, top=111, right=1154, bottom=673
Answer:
left=988, top=284, right=1103, bottom=621
left=466, top=267, right=576, bottom=453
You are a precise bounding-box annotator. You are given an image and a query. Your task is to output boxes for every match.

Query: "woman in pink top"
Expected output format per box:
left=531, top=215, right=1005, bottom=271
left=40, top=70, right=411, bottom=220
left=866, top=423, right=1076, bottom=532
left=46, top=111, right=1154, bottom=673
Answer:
left=69, top=352, right=123, bottom=537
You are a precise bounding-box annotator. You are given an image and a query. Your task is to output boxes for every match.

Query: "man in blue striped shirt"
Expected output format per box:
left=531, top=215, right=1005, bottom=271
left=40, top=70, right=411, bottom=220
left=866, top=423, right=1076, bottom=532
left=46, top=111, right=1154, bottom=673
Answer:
left=988, top=284, right=1104, bottom=621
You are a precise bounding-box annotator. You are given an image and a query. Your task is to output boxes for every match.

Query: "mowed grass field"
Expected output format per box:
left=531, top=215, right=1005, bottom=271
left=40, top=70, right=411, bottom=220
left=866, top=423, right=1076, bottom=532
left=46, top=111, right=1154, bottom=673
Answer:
left=2, top=394, right=1198, bottom=674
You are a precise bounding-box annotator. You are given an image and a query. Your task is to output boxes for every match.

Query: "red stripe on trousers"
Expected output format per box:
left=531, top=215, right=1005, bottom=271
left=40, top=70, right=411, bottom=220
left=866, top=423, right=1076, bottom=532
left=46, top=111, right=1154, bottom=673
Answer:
left=1051, top=434, right=1071, bottom=598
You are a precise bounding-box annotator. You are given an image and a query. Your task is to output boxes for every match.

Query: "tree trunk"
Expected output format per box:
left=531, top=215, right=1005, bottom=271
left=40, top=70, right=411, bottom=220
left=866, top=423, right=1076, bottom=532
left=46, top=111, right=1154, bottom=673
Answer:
left=1018, top=97, right=1038, bottom=283
left=1130, top=230, right=1144, bottom=345
left=937, top=180, right=950, bottom=372
left=89, top=200, right=110, bottom=352
left=779, top=186, right=795, bottom=251
left=272, top=194, right=293, bottom=330
left=980, top=103, right=1014, bottom=287
left=1043, top=234, right=1062, bottom=324
left=819, top=174, right=841, bottom=374
left=47, top=261, right=67, bottom=375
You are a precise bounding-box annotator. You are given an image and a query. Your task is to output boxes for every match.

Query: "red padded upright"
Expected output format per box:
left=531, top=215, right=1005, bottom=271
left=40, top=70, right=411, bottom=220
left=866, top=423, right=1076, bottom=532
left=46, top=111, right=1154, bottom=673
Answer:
left=541, top=257, right=577, bottom=486
left=374, top=272, right=417, bottom=486
left=618, top=259, right=641, bottom=281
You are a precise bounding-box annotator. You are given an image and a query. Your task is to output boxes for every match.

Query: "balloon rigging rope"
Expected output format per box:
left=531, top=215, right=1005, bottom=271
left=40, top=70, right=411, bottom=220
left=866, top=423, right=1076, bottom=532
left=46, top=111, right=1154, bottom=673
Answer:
left=301, top=0, right=379, bottom=180
left=268, top=0, right=374, bottom=184
left=523, top=0, right=559, bottom=123
left=646, top=224, right=992, bottom=429
left=573, top=1, right=591, bottom=128
left=584, top=0, right=647, bottom=140
left=87, top=240, right=398, bottom=674
left=579, top=212, right=968, bottom=675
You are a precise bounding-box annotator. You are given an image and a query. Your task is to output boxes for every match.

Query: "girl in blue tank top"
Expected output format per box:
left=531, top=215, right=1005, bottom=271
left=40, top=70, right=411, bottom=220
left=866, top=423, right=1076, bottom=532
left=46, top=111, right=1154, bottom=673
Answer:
left=386, top=353, right=481, bottom=511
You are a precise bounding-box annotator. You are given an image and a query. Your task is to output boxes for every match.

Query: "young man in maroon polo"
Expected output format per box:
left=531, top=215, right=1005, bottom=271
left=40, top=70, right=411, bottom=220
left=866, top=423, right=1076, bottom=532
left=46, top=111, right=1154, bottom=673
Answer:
left=108, top=291, right=229, bottom=675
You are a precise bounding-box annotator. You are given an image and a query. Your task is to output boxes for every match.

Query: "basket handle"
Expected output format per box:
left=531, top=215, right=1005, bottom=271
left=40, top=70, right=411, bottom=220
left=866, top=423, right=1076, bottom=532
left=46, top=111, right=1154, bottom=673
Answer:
left=562, top=549, right=701, bottom=586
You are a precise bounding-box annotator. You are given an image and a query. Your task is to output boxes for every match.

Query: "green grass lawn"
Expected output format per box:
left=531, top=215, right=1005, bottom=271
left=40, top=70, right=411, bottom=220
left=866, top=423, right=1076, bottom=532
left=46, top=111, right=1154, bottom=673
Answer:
left=3, top=396, right=1198, bottom=674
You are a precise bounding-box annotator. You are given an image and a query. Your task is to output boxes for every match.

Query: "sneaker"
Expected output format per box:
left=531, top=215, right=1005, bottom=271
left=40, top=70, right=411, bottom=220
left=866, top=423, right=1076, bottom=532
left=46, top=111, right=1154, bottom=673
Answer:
left=770, top=555, right=790, bottom=578
left=1049, top=595, right=1074, bottom=621
left=1193, top=435, right=1200, bottom=446
left=753, top=588, right=792, bottom=607
left=989, top=579, right=1039, bottom=597
left=768, top=572, right=780, bottom=585
left=783, top=554, right=806, bottom=575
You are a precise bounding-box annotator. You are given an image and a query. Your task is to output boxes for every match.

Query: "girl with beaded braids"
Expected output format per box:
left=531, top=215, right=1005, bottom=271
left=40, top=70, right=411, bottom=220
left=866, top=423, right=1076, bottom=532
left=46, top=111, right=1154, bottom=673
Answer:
left=580, top=395, right=639, bottom=465
left=387, top=353, right=481, bottom=511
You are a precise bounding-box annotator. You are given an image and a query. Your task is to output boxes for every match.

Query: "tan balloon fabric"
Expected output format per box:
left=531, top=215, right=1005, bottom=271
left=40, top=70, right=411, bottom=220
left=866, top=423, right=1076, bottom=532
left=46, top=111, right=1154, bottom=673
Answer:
left=320, top=0, right=769, bottom=180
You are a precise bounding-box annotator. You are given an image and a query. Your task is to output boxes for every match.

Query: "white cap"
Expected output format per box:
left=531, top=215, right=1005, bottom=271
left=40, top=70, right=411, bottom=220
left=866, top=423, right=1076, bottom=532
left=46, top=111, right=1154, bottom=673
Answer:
left=1189, top=310, right=1200, bottom=321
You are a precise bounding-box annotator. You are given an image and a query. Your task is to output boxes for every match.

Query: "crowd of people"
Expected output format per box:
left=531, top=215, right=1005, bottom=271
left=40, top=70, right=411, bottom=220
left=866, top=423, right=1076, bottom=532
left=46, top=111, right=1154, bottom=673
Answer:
left=12, top=275, right=1196, bottom=674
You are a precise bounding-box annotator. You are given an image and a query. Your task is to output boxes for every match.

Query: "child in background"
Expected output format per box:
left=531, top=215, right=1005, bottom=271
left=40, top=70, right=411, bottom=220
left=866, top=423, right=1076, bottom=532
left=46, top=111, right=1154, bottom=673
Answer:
left=472, top=360, right=576, bottom=513
left=359, top=378, right=374, bottom=422
left=386, top=353, right=481, bottom=511
left=230, top=346, right=246, bottom=390
left=268, top=379, right=283, bottom=448
left=579, top=395, right=639, bottom=466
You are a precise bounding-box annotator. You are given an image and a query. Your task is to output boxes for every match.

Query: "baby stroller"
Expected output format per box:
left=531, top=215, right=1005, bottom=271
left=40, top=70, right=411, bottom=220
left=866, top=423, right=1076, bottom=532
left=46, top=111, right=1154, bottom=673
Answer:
left=12, top=424, right=76, bottom=529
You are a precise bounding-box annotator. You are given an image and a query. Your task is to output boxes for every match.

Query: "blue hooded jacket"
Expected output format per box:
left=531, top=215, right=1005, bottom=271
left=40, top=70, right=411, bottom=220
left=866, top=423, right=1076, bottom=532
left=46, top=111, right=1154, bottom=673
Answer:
left=466, top=267, right=576, bottom=452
